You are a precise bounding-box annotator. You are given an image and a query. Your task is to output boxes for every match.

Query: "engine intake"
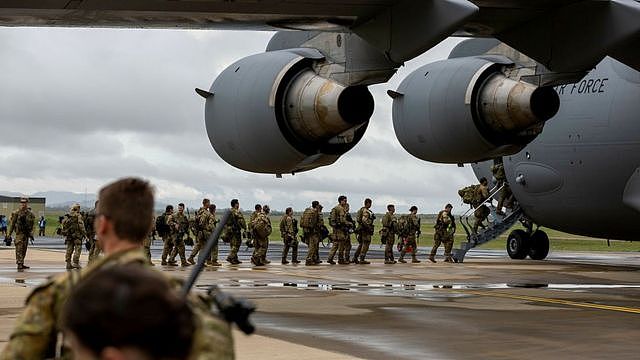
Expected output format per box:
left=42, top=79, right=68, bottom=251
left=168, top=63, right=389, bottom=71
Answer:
left=391, top=56, right=559, bottom=164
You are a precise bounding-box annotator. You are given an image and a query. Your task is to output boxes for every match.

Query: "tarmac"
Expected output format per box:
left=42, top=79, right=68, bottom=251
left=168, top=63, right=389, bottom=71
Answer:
left=0, top=238, right=639, bottom=359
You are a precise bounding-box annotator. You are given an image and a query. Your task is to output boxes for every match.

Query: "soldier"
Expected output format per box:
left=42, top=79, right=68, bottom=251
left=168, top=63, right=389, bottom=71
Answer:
left=85, top=201, right=101, bottom=264
left=202, top=204, right=221, bottom=266
left=381, top=204, right=397, bottom=264
left=62, top=203, right=86, bottom=270
left=188, top=198, right=211, bottom=264
left=429, top=204, right=457, bottom=263
left=301, top=201, right=324, bottom=266
left=225, top=199, right=247, bottom=265
left=0, top=177, right=235, bottom=360
left=492, top=161, right=514, bottom=215
left=159, top=205, right=174, bottom=265
left=144, top=224, right=154, bottom=265
left=343, top=203, right=353, bottom=264
left=472, top=177, right=490, bottom=234
left=251, top=205, right=272, bottom=266
left=353, top=198, right=375, bottom=264
left=5, top=197, right=35, bottom=270
left=167, top=203, right=191, bottom=267
left=327, top=195, right=352, bottom=265
left=247, top=204, right=261, bottom=247
left=280, top=207, right=299, bottom=264
left=398, top=206, right=421, bottom=264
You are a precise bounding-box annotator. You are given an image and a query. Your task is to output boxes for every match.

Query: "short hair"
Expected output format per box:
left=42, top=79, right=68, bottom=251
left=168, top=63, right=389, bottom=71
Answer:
left=165, top=205, right=173, bottom=212
left=286, top=207, right=293, bottom=214
left=445, top=203, right=453, bottom=209
left=208, top=204, right=216, bottom=212
left=254, top=204, right=262, bottom=211
left=480, top=177, right=488, bottom=185
left=263, top=205, right=270, bottom=213
left=311, top=201, right=319, bottom=208
left=230, top=199, right=239, bottom=208
left=63, top=265, right=194, bottom=359
left=387, top=204, right=395, bottom=211
left=178, top=203, right=185, bottom=208
left=364, top=198, right=372, bottom=205
left=410, top=205, right=418, bottom=212
left=98, top=178, right=154, bottom=243
left=338, top=195, right=347, bottom=203
left=202, top=198, right=210, bottom=206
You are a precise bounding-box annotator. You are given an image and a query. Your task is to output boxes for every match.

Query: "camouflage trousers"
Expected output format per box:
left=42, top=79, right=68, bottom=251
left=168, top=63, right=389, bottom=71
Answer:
left=251, top=236, right=269, bottom=265
left=472, top=205, right=490, bottom=234
left=430, top=232, right=454, bottom=259
left=354, top=233, right=372, bottom=261
left=399, top=236, right=418, bottom=260
left=227, top=234, right=242, bottom=262
left=192, top=233, right=218, bottom=263
left=65, top=238, right=82, bottom=265
left=282, top=235, right=298, bottom=262
left=142, top=236, right=153, bottom=264
left=383, top=234, right=396, bottom=262
left=161, top=235, right=174, bottom=262
left=169, top=236, right=187, bottom=264
left=190, top=234, right=205, bottom=260
left=87, top=237, right=101, bottom=264
left=342, top=236, right=352, bottom=262
left=305, top=233, right=320, bottom=264
left=328, top=231, right=348, bottom=263
left=14, top=235, right=29, bottom=266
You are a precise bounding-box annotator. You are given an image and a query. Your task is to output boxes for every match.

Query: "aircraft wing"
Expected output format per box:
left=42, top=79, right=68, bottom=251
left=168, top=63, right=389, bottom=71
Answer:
left=0, top=0, right=638, bottom=72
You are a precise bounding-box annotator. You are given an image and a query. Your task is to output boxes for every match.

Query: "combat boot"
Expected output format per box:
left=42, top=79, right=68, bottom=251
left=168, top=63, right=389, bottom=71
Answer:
left=411, top=257, right=421, bottom=263
left=398, top=254, right=406, bottom=263
left=305, top=260, right=316, bottom=266
left=352, top=257, right=360, bottom=264
left=359, top=258, right=370, bottom=265
left=428, top=256, right=436, bottom=263
left=210, top=261, right=222, bottom=266
left=444, top=256, right=453, bottom=263
left=264, top=259, right=271, bottom=264
left=282, top=257, right=289, bottom=264
left=66, top=262, right=73, bottom=270
left=292, top=258, right=300, bottom=264
left=167, top=261, right=178, bottom=266
left=161, top=260, right=168, bottom=266
left=384, top=260, right=396, bottom=264
left=187, top=256, right=196, bottom=265
left=327, top=259, right=336, bottom=265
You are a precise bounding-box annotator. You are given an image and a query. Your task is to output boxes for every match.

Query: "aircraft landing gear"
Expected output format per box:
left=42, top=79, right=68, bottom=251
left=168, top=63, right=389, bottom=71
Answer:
left=506, top=227, right=550, bottom=260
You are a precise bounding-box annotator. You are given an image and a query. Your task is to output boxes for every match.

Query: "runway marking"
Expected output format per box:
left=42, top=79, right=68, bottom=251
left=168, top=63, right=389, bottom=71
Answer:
left=462, top=290, right=640, bottom=314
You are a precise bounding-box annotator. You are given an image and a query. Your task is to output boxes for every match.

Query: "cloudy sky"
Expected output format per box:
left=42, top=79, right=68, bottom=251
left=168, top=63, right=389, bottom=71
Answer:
left=0, top=27, right=476, bottom=213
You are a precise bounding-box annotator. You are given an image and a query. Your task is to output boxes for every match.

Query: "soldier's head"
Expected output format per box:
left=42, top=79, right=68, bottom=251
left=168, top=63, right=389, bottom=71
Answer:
left=445, top=204, right=453, bottom=211
left=202, top=198, right=210, bottom=207
left=344, top=203, right=350, bottom=212
left=230, top=199, right=239, bottom=209
left=442, top=211, right=451, bottom=223
left=254, top=204, right=262, bottom=211
left=364, top=198, right=372, bottom=208
left=178, top=203, right=185, bottom=214
left=96, top=178, right=154, bottom=252
left=63, top=264, right=194, bottom=360
left=387, top=204, right=395, bottom=213
left=286, top=207, right=293, bottom=215
left=208, top=204, right=216, bottom=214
left=19, top=197, right=28, bottom=210
left=165, top=205, right=174, bottom=214
left=70, top=203, right=81, bottom=213
left=317, top=204, right=323, bottom=212
left=338, top=195, right=347, bottom=205
left=410, top=206, right=418, bottom=214
left=263, top=205, right=270, bottom=214
left=480, top=177, right=488, bottom=186
left=311, top=200, right=319, bottom=209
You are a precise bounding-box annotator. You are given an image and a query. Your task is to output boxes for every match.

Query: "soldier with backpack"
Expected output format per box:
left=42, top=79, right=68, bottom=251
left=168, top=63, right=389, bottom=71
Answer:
left=429, top=204, right=456, bottom=263
left=62, top=203, right=86, bottom=269
left=353, top=198, right=375, bottom=264
left=224, top=199, right=247, bottom=265
left=5, top=197, right=35, bottom=270
left=167, top=203, right=191, bottom=267
left=327, top=195, right=352, bottom=265
left=398, top=206, right=421, bottom=263
left=301, top=201, right=324, bottom=265
left=85, top=201, right=101, bottom=264
left=381, top=204, right=398, bottom=264
left=280, top=207, right=299, bottom=264
left=158, top=205, right=174, bottom=265
left=251, top=205, right=272, bottom=266
left=188, top=198, right=211, bottom=265
left=472, top=177, right=490, bottom=234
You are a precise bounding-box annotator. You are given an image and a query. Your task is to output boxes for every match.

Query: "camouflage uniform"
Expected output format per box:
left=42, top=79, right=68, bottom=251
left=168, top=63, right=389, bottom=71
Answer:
left=84, top=208, right=101, bottom=263
left=247, top=210, right=260, bottom=246
left=62, top=209, right=86, bottom=269
left=342, top=209, right=353, bottom=263
left=398, top=213, right=421, bottom=263
left=353, top=206, right=374, bottom=264
left=327, top=204, right=351, bottom=264
left=430, top=210, right=456, bottom=262
left=492, top=163, right=514, bottom=214
left=6, top=207, right=35, bottom=269
left=280, top=214, right=298, bottom=264
left=225, top=208, right=246, bottom=264
left=143, top=230, right=154, bottom=265
left=0, top=248, right=235, bottom=360
left=251, top=211, right=271, bottom=266
left=303, top=207, right=324, bottom=265
left=191, top=207, right=220, bottom=265
left=188, top=207, right=208, bottom=264
left=472, top=183, right=490, bottom=234
left=160, top=211, right=174, bottom=265
left=168, top=211, right=190, bottom=266
left=381, top=211, right=397, bottom=264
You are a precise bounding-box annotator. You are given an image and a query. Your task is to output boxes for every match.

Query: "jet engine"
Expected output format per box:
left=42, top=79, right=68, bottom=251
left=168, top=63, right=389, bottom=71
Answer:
left=203, top=48, right=374, bottom=174
left=390, top=56, right=560, bottom=163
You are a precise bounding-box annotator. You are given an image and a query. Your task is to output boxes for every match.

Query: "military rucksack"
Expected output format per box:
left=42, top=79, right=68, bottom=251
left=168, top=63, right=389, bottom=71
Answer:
left=62, top=215, right=81, bottom=237
left=458, top=184, right=481, bottom=205
left=396, top=215, right=412, bottom=237
left=300, top=208, right=317, bottom=230
left=491, top=163, right=506, bottom=181
left=155, top=214, right=169, bottom=237
left=251, top=215, right=272, bottom=238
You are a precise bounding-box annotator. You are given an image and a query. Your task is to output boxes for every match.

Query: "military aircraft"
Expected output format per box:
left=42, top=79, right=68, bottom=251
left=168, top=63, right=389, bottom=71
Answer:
left=1, top=1, right=638, bottom=260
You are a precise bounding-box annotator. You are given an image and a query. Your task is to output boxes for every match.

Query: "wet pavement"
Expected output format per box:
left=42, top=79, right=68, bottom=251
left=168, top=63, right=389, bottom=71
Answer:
left=1, top=239, right=639, bottom=359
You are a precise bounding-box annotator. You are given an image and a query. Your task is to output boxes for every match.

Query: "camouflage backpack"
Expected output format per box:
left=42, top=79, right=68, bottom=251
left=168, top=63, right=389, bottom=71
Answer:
left=155, top=214, right=169, bottom=237
left=300, top=208, right=317, bottom=230
left=251, top=214, right=272, bottom=238
left=458, top=184, right=481, bottom=205
left=396, top=215, right=412, bottom=237
left=491, top=163, right=506, bottom=181
left=62, top=214, right=81, bottom=237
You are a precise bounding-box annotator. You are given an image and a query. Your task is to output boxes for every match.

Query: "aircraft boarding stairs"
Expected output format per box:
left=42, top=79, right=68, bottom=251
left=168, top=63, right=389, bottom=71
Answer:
left=451, top=184, right=523, bottom=263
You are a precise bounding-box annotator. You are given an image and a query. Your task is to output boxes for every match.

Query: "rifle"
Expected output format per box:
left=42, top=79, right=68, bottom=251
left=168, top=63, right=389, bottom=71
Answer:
left=181, top=210, right=255, bottom=335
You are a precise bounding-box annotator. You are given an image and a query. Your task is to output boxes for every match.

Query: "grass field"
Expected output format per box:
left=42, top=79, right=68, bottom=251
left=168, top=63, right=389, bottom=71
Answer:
left=35, top=210, right=639, bottom=253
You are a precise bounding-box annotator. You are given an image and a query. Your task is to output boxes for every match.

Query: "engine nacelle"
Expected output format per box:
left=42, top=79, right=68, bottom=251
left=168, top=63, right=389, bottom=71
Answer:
left=204, top=48, right=374, bottom=174
left=391, top=56, right=559, bottom=163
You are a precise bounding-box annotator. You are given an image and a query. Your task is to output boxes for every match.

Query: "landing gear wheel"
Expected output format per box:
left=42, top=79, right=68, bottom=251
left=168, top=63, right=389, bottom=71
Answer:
left=528, top=230, right=549, bottom=260
left=507, top=229, right=530, bottom=259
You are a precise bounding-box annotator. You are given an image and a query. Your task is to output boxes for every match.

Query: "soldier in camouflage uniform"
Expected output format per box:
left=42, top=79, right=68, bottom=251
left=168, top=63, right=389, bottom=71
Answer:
left=429, top=204, right=457, bottom=263
left=247, top=204, right=261, bottom=247
left=62, top=203, right=86, bottom=270
left=327, top=195, right=352, bottom=265
left=353, top=198, right=375, bottom=264
left=225, top=199, right=247, bottom=265
left=302, top=201, right=324, bottom=265
left=472, top=177, right=491, bottom=234
left=398, top=206, right=421, bottom=263
left=5, top=197, right=35, bottom=270
left=202, top=204, right=221, bottom=266
left=168, top=203, right=191, bottom=267
left=251, top=205, right=272, bottom=266
left=0, top=177, right=235, bottom=360
left=84, top=201, right=101, bottom=264
left=188, top=198, right=211, bottom=264
left=381, top=204, right=398, bottom=264
left=160, top=205, right=175, bottom=265
left=280, top=207, right=299, bottom=264
left=144, top=225, right=154, bottom=265
left=342, top=203, right=353, bottom=263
